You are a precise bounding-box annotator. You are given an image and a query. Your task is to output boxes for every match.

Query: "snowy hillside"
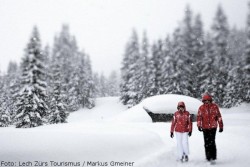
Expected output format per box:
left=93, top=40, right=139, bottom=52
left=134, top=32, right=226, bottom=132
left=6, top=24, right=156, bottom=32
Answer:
left=0, top=96, right=250, bottom=167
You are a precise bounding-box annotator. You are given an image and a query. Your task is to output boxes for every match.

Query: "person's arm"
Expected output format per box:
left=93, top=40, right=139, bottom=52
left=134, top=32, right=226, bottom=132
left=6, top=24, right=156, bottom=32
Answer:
left=189, top=113, right=193, bottom=132
left=188, top=113, right=192, bottom=136
left=197, top=107, right=203, bottom=131
left=170, top=113, right=177, bottom=138
left=170, top=113, right=177, bottom=133
left=216, top=105, right=224, bottom=131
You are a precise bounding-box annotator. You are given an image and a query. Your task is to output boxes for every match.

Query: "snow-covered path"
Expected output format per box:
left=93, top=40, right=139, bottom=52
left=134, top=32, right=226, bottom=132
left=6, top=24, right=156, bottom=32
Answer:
left=135, top=103, right=250, bottom=167
left=0, top=97, right=250, bottom=167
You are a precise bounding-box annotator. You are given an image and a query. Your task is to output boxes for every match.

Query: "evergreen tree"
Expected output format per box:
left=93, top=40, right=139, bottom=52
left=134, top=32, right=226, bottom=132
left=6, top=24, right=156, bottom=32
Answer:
left=169, top=28, right=190, bottom=95
left=181, top=5, right=195, bottom=97
left=4, top=62, right=20, bottom=123
left=148, top=40, right=166, bottom=96
left=200, top=33, right=217, bottom=95
left=120, top=43, right=131, bottom=105
left=93, top=73, right=101, bottom=97
left=15, top=26, right=48, bottom=128
left=99, top=73, right=108, bottom=97
left=49, top=53, right=69, bottom=123
left=224, top=27, right=247, bottom=107
left=193, top=14, right=205, bottom=98
left=140, top=31, right=150, bottom=99
left=76, top=52, right=95, bottom=108
left=93, top=72, right=120, bottom=97
left=0, top=75, right=11, bottom=127
left=106, top=71, right=120, bottom=97
left=53, top=25, right=78, bottom=110
left=245, top=2, right=250, bottom=103
left=162, top=36, right=174, bottom=94
left=211, top=5, right=230, bottom=106
left=120, top=30, right=140, bottom=107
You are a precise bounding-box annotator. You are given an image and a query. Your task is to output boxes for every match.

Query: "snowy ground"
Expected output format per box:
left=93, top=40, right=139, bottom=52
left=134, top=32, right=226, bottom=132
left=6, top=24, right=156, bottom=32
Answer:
left=0, top=96, right=250, bottom=167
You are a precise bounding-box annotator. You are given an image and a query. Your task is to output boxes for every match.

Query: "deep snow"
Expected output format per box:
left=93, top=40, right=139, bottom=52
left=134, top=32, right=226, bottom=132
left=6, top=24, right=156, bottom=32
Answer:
left=0, top=96, right=250, bottom=167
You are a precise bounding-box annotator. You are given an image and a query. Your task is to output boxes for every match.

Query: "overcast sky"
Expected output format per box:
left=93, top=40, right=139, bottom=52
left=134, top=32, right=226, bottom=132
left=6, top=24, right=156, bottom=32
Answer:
left=0, top=0, right=248, bottom=76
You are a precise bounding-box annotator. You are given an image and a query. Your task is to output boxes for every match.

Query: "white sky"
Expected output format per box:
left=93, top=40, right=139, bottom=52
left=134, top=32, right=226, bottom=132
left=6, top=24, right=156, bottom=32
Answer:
left=0, top=0, right=248, bottom=76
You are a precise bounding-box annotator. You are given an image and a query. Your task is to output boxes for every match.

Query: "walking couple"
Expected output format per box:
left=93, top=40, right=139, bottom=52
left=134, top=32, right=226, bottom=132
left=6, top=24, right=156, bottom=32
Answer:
left=170, top=93, right=224, bottom=165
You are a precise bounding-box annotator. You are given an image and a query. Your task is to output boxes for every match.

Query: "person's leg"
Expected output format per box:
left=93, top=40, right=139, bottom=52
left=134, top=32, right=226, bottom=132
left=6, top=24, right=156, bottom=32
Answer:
left=182, top=132, right=189, bottom=155
left=175, top=132, right=184, bottom=160
left=182, top=132, right=189, bottom=161
left=203, top=129, right=211, bottom=161
left=209, top=128, right=217, bottom=160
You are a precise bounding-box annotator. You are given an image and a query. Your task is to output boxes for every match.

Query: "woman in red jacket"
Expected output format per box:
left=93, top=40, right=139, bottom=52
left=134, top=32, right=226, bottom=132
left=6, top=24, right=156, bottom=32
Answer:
left=170, top=101, right=192, bottom=162
left=197, top=93, right=223, bottom=165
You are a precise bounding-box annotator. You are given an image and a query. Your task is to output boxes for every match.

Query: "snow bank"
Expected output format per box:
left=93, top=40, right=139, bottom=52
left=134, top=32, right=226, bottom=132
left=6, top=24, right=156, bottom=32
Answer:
left=141, top=94, right=202, bottom=114
left=68, top=97, right=127, bottom=122
left=110, top=104, right=152, bottom=123
left=0, top=123, right=165, bottom=164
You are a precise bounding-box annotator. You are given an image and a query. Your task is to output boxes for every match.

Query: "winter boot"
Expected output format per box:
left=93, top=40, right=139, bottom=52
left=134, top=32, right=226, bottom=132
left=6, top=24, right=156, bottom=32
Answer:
left=184, top=155, right=188, bottom=162
left=180, top=155, right=184, bottom=163
left=210, top=160, right=216, bottom=165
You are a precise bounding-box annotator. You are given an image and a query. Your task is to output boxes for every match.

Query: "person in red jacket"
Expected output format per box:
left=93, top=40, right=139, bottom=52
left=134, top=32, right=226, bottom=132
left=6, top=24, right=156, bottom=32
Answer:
left=197, top=93, right=223, bottom=165
left=170, top=101, right=192, bottom=162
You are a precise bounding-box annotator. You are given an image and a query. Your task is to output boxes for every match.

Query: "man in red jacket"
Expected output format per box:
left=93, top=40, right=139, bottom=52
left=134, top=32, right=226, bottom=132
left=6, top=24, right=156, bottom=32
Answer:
left=170, top=101, right=192, bottom=162
left=197, top=93, right=223, bottom=165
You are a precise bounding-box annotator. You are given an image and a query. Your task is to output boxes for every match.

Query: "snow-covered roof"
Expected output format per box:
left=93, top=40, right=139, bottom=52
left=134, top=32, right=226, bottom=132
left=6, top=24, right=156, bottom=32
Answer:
left=141, top=94, right=202, bottom=114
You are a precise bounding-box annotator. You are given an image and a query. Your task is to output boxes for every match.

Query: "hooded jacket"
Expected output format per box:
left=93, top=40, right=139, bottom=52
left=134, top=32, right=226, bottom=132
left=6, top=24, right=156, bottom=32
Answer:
left=197, top=94, right=223, bottom=130
left=170, top=102, right=192, bottom=133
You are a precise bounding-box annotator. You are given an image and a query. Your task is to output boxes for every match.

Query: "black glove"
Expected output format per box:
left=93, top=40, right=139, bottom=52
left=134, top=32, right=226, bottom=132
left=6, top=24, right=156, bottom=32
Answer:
left=170, top=132, right=174, bottom=138
left=198, top=127, right=203, bottom=132
left=188, top=132, right=192, bottom=137
left=219, top=128, right=223, bottom=133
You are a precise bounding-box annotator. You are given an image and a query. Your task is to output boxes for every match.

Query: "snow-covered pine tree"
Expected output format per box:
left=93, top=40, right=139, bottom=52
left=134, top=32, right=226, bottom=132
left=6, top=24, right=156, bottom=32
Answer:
left=180, top=5, right=195, bottom=97
left=49, top=53, right=69, bottom=124
left=67, top=59, right=81, bottom=111
left=192, top=14, right=205, bottom=98
left=120, top=30, right=140, bottom=107
left=199, top=33, right=217, bottom=95
left=92, top=73, right=101, bottom=97
left=0, top=75, right=11, bottom=127
left=245, top=2, right=250, bottom=103
left=70, top=51, right=96, bottom=109
left=106, top=71, right=120, bottom=97
left=43, top=45, right=51, bottom=90
left=162, top=36, right=175, bottom=94
left=81, top=54, right=95, bottom=108
left=128, top=30, right=141, bottom=106
left=169, top=28, right=190, bottom=95
left=223, top=67, right=244, bottom=108
left=140, top=31, right=150, bottom=100
left=15, top=26, right=48, bottom=128
left=94, top=71, right=120, bottom=97
left=148, top=40, right=166, bottom=96
left=4, top=62, right=20, bottom=124
left=211, top=5, right=230, bottom=106
left=53, top=25, right=78, bottom=111
left=224, top=28, right=247, bottom=107
left=100, top=73, right=108, bottom=97
left=42, top=45, right=54, bottom=115
left=133, top=31, right=150, bottom=102
left=120, top=42, right=131, bottom=105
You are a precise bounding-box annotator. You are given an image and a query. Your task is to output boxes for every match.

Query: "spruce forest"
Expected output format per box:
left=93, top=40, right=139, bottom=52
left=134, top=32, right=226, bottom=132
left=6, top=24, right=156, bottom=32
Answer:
left=120, top=5, right=250, bottom=108
left=0, top=4, right=249, bottom=128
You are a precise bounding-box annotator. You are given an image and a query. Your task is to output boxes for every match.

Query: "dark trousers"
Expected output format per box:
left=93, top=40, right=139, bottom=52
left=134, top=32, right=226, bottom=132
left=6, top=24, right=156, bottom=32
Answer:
left=203, top=128, right=217, bottom=161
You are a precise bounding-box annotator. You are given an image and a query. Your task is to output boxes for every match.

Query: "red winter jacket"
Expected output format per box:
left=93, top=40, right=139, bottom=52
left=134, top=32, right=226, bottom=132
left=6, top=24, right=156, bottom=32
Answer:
left=170, top=110, right=192, bottom=133
left=197, top=103, right=223, bottom=130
